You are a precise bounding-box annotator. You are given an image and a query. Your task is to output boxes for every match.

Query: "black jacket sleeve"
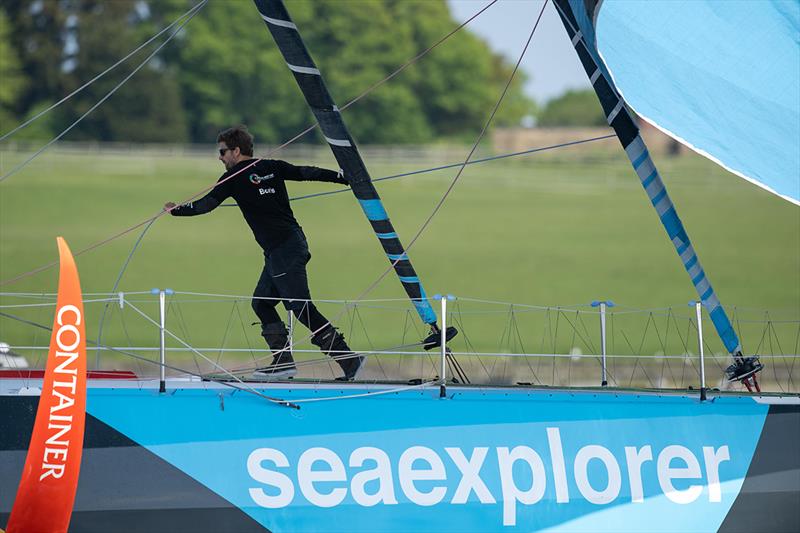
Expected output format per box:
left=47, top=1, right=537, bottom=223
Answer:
left=170, top=194, right=221, bottom=216
left=276, top=160, right=348, bottom=185
left=171, top=172, right=233, bottom=216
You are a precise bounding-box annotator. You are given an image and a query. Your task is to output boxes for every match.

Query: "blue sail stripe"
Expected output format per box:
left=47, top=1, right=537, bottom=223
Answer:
left=387, top=253, right=409, bottom=261
left=645, top=178, right=663, bottom=199
left=697, top=277, right=711, bottom=296
left=632, top=150, right=649, bottom=169
left=661, top=208, right=681, bottom=237
left=655, top=195, right=673, bottom=216
left=413, top=285, right=436, bottom=324
left=691, top=270, right=705, bottom=285
left=701, top=287, right=714, bottom=301
left=705, top=293, right=721, bottom=313
left=636, top=159, right=656, bottom=182
left=650, top=188, right=667, bottom=206
left=624, top=136, right=646, bottom=161
left=641, top=169, right=658, bottom=189
left=399, top=276, right=420, bottom=284
left=674, top=239, right=689, bottom=256
left=684, top=255, right=698, bottom=270
left=679, top=244, right=694, bottom=263
left=358, top=199, right=389, bottom=222
left=376, top=232, right=399, bottom=239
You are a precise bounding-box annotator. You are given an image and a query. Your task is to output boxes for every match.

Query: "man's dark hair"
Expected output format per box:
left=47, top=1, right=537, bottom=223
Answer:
left=217, top=125, right=254, bottom=156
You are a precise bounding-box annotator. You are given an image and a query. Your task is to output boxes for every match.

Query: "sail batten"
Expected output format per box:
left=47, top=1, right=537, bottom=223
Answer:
left=253, top=0, right=438, bottom=326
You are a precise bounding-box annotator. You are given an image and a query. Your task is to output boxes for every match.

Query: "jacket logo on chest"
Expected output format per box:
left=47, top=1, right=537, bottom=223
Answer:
left=249, top=173, right=275, bottom=184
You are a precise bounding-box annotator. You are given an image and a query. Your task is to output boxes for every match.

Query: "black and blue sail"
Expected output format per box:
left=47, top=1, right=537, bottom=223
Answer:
left=252, top=0, right=437, bottom=327
left=553, top=0, right=749, bottom=365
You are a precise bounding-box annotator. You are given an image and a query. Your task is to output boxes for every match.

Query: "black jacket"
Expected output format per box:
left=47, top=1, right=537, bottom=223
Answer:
left=171, top=159, right=347, bottom=251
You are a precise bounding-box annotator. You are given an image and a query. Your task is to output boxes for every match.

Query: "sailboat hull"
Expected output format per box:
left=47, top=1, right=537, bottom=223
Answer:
left=1, top=382, right=798, bottom=532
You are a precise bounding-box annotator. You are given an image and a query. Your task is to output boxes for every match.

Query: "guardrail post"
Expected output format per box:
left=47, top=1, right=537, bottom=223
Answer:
left=591, top=300, right=615, bottom=387
left=152, top=288, right=173, bottom=393
left=691, top=301, right=707, bottom=401
left=434, top=294, right=450, bottom=398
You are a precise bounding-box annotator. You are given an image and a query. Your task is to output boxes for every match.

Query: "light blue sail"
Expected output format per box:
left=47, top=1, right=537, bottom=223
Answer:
left=595, top=0, right=800, bottom=205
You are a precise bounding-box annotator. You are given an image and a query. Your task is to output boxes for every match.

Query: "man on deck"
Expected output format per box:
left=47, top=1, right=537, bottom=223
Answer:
left=164, top=125, right=364, bottom=381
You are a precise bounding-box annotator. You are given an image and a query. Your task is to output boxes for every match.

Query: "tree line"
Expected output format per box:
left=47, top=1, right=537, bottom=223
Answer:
left=0, top=1, right=606, bottom=146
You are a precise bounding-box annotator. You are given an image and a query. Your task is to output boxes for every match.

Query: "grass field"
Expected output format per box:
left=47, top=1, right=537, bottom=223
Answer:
left=1, top=140, right=798, bottom=379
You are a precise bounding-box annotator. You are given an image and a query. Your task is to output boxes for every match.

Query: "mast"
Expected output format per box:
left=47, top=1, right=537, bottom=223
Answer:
left=552, top=0, right=761, bottom=383
left=251, top=0, right=437, bottom=327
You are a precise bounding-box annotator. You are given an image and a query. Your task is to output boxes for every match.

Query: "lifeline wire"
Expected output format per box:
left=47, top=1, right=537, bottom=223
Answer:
left=0, top=309, right=298, bottom=408
left=0, top=0, right=498, bottom=286
left=0, top=0, right=207, bottom=143
left=0, top=0, right=209, bottom=183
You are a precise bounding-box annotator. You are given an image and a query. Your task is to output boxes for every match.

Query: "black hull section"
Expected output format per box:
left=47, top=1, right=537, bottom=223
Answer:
left=0, top=396, right=268, bottom=533
left=719, top=405, right=800, bottom=532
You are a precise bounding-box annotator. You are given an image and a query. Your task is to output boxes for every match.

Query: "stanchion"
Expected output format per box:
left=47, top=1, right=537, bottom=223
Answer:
left=591, top=300, right=614, bottom=387
left=151, top=288, right=174, bottom=393
left=691, top=301, right=707, bottom=401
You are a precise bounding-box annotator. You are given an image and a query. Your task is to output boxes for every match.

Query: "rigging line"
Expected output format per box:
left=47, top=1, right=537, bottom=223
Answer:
left=255, top=0, right=550, bottom=379
left=0, top=310, right=297, bottom=406
left=339, top=0, right=498, bottom=112
left=218, top=134, right=618, bottom=206
left=343, top=0, right=550, bottom=316
left=96, top=217, right=157, bottom=366
left=289, top=380, right=438, bottom=404
left=0, top=0, right=207, bottom=143
left=0, top=0, right=209, bottom=184
left=0, top=0, right=493, bottom=287
left=122, top=299, right=283, bottom=398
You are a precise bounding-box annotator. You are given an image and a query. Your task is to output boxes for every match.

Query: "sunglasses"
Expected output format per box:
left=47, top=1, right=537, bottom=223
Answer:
left=219, top=147, right=232, bottom=156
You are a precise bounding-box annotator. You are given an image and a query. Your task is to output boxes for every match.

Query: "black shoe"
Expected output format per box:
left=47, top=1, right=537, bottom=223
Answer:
left=312, top=325, right=365, bottom=381
left=725, top=355, right=763, bottom=382
left=335, top=354, right=366, bottom=382
left=253, top=354, right=297, bottom=381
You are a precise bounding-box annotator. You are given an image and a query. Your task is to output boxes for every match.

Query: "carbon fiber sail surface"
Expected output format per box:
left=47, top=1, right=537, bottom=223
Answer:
left=252, top=0, right=437, bottom=326
left=553, top=0, right=743, bottom=356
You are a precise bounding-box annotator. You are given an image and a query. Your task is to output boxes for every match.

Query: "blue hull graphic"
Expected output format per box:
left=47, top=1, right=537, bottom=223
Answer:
left=2, top=384, right=798, bottom=532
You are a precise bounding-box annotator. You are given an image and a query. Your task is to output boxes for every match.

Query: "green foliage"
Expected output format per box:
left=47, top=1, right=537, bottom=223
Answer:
left=1, top=0, right=536, bottom=144
left=0, top=10, right=25, bottom=132
left=1, top=0, right=69, bottom=119
left=537, top=89, right=606, bottom=127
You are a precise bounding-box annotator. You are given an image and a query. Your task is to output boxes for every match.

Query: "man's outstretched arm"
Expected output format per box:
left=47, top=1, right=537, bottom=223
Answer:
left=163, top=194, right=221, bottom=216
left=280, top=161, right=348, bottom=185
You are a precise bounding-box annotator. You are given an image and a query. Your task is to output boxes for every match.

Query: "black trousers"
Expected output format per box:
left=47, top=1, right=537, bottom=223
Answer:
left=252, top=228, right=330, bottom=333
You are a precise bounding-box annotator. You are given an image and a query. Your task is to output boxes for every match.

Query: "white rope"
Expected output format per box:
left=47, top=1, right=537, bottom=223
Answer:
left=289, top=380, right=438, bottom=404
